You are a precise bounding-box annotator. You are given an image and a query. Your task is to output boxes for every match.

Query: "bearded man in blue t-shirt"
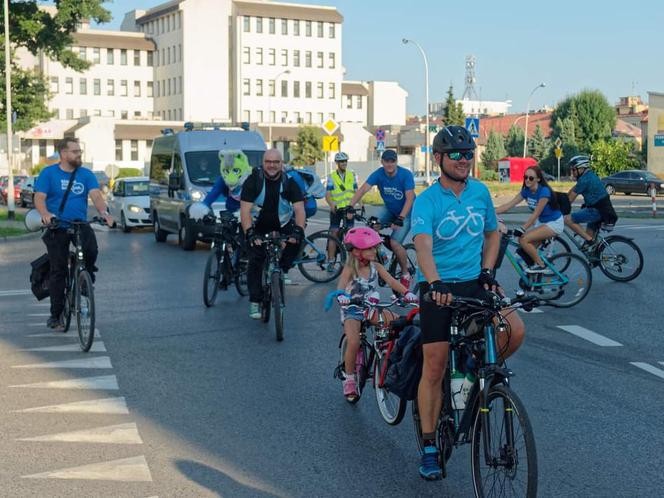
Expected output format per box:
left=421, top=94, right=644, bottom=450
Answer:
left=348, top=149, right=415, bottom=287
left=34, top=137, right=114, bottom=330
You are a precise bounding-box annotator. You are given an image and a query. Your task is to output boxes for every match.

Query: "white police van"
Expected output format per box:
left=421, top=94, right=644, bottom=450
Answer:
left=149, top=122, right=266, bottom=250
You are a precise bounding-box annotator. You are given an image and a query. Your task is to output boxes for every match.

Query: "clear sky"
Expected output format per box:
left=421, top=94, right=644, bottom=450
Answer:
left=95, top=0, right=662, bottom=115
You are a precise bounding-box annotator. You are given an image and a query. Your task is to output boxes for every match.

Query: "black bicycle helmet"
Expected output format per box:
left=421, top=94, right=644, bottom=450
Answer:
left=568, top=155, right=591, bottom=170
left=432, top=125, right=476, bottom=153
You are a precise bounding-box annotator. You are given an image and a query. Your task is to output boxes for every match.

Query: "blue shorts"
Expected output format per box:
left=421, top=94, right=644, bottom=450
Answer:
left=571, top=208, right=601, bottom=228
left=377, top=206, right=411, bottom=244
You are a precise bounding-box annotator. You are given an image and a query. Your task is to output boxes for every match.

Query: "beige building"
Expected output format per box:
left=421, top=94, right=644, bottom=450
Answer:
left=646, top=92, right=664, bottom=176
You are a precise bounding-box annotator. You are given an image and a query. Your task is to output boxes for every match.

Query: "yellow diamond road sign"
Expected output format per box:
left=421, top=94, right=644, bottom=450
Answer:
left=322, top=135, right=339, bottom=152
left=554, top=147, right=562, bottom=159
left=322, top=118, right=339, bottom=135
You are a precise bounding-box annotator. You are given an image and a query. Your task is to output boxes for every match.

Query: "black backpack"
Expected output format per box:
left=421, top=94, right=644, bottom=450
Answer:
left=555, top=191, right=571, bottom=216
left=30, top=253, right=50, bottom=301
left=383, top=325, right=423, bottom=401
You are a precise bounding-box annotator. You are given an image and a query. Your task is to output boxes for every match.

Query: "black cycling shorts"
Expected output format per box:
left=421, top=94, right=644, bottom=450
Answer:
left=329, top=209, right=355, bottom=229
left=418, top=280, right=491, bottom=344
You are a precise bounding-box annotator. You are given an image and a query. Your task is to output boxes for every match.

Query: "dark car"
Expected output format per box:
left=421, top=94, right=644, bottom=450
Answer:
left=601, top=170, right=664, bottom=195
left=0, top=175, right=27, bottom=205
left=93, top=170, right=110, bottom=193
left=19, top=176, right=38, bottom=207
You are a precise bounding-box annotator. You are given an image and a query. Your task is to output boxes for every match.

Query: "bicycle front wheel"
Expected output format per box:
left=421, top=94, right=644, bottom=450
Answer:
left=598, top=235, right=644, bottom=282
left=271, top=272, right=284, bottom=341
left=471, top=385, right=537, bottom=498
left=203, top=250, right=222, bottom=307
left=541, top=236, right=572, bottom=273
left=374, top=350, right=406, bottom=425
left=76, top=271, right=95, bottom=352
left=298, top=232, right=346, bottom=283
left=541, top=253, right=592, bottom=308
left=234, top=246, right=249, bottom=296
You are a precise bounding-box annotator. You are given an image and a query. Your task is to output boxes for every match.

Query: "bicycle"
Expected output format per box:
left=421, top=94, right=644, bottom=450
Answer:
left=202, top=211, right=248, bottom=307
left=47, top=217, right=113, bottom=352
left=412, top=292, right=540, bottom=496
left=499, top=229, right=592, bottom=308
left=326, top=291, right=417, bottom=424
left=292, top=230, right=346, bottom=283
left=258, top=231, right=290, bottom=342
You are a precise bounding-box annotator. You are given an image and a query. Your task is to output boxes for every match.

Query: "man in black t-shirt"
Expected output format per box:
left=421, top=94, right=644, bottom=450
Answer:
left=240, top=149, right=305, bottom=319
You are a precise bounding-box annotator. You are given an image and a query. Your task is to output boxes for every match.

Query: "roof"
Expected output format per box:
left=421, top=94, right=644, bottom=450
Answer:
left=135, top=0, right=182, bottom=24
left=341, top=82, right=369, bottom=96
left=115, top=122, right=184, bottom=140
left=73, top=31, right=156, bottom=51
left=477, top=112, right=552, bottom=145
left=234, top=0, right=343, bottom=23
left=613, top=119, right=642, bottom=138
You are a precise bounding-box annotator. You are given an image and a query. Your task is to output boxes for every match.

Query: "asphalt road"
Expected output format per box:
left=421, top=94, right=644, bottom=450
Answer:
left=0, top=213, right=663, bottom=497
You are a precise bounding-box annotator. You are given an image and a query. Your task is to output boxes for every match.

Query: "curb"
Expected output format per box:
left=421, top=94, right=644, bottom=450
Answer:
left=0, top=231, right=40, bottom=243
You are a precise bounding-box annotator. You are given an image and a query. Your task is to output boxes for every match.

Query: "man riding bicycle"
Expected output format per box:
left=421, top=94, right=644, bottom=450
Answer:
left=33, top=138, right=114, bottom=329
left=325, top=151, right=358, bottom=269
left=240, top=149, right=305, bottom=319
left=349, top=149, right=415, bottom=288
left=564, top=155, right=618, bottom=250
left=411, top=126, right=525, bottom=480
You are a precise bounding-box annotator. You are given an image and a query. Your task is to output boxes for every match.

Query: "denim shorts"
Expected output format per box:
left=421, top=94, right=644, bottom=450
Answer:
left=571, top=208, right=601, bottom=226
left=377, top=207, right=411, bottom=244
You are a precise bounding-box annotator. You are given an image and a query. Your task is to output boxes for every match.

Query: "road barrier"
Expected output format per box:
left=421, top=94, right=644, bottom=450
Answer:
left=651, top=184, right=657, bottom=218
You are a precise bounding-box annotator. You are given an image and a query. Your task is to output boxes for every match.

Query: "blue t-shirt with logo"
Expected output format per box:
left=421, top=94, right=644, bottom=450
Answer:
left=411, top=179, right=498, bottom=283
left=573, top=170, right=608, bottom=206
left=520, top=185, right=562, bottom=223
left=366, top=166, right=415, bottom=217
left=35, top=165, right=99, bottom=223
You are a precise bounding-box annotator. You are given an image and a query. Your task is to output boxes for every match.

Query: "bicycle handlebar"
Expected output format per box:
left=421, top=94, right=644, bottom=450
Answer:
left=324, top=289, right=417, bottom=312
left=425, top=291, right=540, bottom=312
left=46, top=217, right=116, bottom=230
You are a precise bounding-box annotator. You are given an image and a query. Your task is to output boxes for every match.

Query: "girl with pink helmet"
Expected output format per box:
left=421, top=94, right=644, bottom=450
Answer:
left=336, top=227, right=417, bottom=402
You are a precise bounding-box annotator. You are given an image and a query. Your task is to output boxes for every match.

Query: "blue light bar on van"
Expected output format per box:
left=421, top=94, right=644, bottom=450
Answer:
left=182, top=121, right=249, bottom=132
left=240, top=122, right=250, bottom=131
left=161, top=128, right=175, bottom=135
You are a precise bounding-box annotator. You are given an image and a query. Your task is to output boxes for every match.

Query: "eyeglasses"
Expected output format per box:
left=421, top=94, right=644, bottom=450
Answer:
left=446, top=151, right=474, bottom=161
left=524, top=175, right=537, bottom=181
left=264, top=160, right=282, bottom=165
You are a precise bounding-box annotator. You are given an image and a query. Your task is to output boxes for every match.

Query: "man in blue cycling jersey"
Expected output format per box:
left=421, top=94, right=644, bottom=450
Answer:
left=411, top=126, right=525, bottom=481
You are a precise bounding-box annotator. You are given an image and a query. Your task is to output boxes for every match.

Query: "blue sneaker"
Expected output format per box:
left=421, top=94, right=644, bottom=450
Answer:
left=419, top=446, right=442, bottom=481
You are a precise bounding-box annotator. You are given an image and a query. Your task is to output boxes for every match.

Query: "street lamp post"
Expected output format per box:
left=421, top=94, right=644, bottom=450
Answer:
left=402, top=38, right=431, bottom=183
left=522, top=82, right=546, bottom=158
left=268, top=69, right=290, bottom=147
left=4, top=0, right=16, bottom=219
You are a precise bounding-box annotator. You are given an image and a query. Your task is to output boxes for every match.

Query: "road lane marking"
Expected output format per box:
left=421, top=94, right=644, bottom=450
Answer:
left=10, top=375, right=119, bottom=390
left=556, top=325, right=622, bottom=347
left=518, top=308, right=543, bottom=314
left=26, top=330, right=101, bottom=338
left=13, top=356, right=113, bottom=369
left=15, top=397, right=129, bottom=414
left=17, top=423, right=142, bottom=444
left=631, top=362, right=664, bottom=380
left=27, top=323, right=45, bottom=327
left=0, top=289, right=32, bottom=297
left=20, top=341, right=106, bottom=352
left=27, top=313, right=50, bottom=317
left=22, top=455, right=152, bottom=481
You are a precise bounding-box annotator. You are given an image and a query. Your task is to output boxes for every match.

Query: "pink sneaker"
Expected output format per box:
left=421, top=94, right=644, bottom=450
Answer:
left=342, top=374, right=359, bottom=403
left=400, top=273, right=413, bottom=291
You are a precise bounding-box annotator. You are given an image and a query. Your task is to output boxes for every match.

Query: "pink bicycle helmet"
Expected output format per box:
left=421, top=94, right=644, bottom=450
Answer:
left=343, top=227, right=382, bottom=250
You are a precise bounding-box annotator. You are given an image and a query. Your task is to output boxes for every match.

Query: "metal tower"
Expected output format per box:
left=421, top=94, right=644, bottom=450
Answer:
left=461, top=55, right=478, bottom=101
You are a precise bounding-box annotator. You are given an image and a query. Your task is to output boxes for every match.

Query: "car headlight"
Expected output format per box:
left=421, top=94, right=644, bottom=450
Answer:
left=190, top=189, right=204, bottom=202
left=128, top=204, right=142, bottom=213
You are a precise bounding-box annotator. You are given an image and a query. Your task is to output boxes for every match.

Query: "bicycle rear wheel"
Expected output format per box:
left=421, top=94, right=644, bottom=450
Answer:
left=203, top=250, right=222, bottom=307
left=374, top=350, right=407, bottom=425
left=234, top=246, right=249, bottom=296
left=271, top=272, right=284, bottom=341
left=471, top=385, right=538, bottom=498
left=541, top=236, right=572, bottom=273
left=62, top=255, right=76, bottom=333
left=298, top=232, right=346, bottom=283
left=76, top=271, right=95, bottom=352
left=598, top=235, right=643, bottom=282
left=540, top=253, right=592, bottom=308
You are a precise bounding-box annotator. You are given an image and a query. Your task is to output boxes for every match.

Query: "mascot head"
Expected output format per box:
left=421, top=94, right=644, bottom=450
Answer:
left=219, top=149, right=251, bottom=189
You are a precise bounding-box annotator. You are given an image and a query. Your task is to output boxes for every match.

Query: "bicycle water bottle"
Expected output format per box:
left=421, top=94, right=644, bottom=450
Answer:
left=451, top=369, right=465, bottom=410
left=461, top=372, right=475, bottom=404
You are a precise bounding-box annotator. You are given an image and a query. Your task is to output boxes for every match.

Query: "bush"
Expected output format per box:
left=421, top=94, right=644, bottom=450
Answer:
left=31, top=161, right=50, bottom=175
left=114, top=168, right=143, bottom=179
left=479, top=167, right=498, bottom=181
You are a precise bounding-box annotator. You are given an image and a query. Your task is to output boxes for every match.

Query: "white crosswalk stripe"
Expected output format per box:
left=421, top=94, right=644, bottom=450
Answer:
left=631, top=362, right=664, bottom=380
left=20, top=341, right=107, bottom=352
left=13, top=356, right=113, bottom=369
left=22, top=456, right=153, bottom=482
left=17, top=423, right=143, bottom=444
left=14, top=397, right=130, bottom=414
left=9, top=375, right=119, bottom=390
left=556, top=325, right=622, bottom=347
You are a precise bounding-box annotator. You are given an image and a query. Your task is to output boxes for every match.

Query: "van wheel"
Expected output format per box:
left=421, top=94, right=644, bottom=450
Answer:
left=153, top=212, right=168, bottom=242
left=120, top=212, right=131, bottom=233
left=179, top=216, right=196, bottom=250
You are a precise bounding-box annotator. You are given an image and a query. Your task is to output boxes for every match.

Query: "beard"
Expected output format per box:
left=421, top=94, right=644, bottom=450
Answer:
left=264, top=169, right=282, bottom=180
left=441, top=163, right=469, bottom=182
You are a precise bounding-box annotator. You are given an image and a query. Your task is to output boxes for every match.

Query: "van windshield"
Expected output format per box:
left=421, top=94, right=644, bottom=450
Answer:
left=186, top=150, right=265, bottom=186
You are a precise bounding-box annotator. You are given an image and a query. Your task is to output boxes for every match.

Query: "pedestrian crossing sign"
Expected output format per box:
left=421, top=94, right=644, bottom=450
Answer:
left=465, top=117, right=480, bottom=138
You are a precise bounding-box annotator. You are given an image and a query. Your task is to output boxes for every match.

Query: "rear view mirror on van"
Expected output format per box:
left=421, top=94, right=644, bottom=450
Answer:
left=168, top=172, right=182, bottom=190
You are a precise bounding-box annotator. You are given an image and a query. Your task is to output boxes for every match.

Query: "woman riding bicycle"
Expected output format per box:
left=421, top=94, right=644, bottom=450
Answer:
left=335, top=227, right=417, bottom=402
left=495, top=165, right=563, bottom=273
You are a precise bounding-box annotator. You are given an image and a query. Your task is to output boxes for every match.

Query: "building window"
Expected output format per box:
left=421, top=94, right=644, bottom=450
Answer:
left=328, top=82, right=335, bottom=99
left=243, top=15, right=250, bottom=32
left=346, top=95, right=352, bottom=109
left=268, top=48, right=275, bottom=65
left=167, top=79, right=171, bottom=95
left=268, top=80, right=275, bottom=97
left=93, top=109, right=101, bottom=117
left=269, top=111, right=275, bottom=123
left=243, top=46, right=250, bottom=64
left=356, top=96, right=363, bottom=109
left=120, top=80, right=128, bottom=96
left=305, top=81, right=311, bottom=98
left=305, top=112, right=312, bottom=123
left=256, top=47, right=263, bottom=65
left=134, top=50, right=140, bottom=65
left=167, top=110, right=172, bottom=120
left=66, top=109, right=74, bottom=119
left=243, top=110, right=250, bottom=122
left=134, top=81, right=141, bottom=97
left=115, top=140, right=123, bottom=161
left=167, top=47, right=171, bottom=64
left=166, top=15, right=171, bottom=32
left=281, top=80, right=288, bottom=97
left=179, top=76, right=183, bottom=94
left=305, top=20, right=312, bottom=36
left=317, top=82, right=324, bottom=99
left=256, top=16, right=263, bottom=33
left=317, top=21, right=323, bottom=37
left=120, top=49, right=127, bottom=65
left=178, top=44, right=182, bottom=62
left=317, top=51, right=323, bottom=68
left=256, top=79, right=263, bottom=96
left=281, top=49, right=287, bottom=66
left=317, top=112, right=323, bottom=123
left=49, top=77, right=59, bottom=93
left=281, top=111, right=287, bottom=123
left=93, top=78, right=101, bottom=95
left=147, top=51, right=153, bottom=66
left=177, top=12, right=182, bottom=29
left=293, top=50, right=300, bottom=67
left=147, top=81, right=153, bottom=97
left=80, top=109, right=88, bottom=118
left=243, top=78, right=250, bottom=96
left=79, top=78, right=87, bottom=95
left=257, top=110, right=263, bottom=122
left=160, top=18, right=164, bottom=34
left=329, top=23, right=336, bottom=38
left=269, top=17, right=275, bottom=34
left=329, top=52, right=336, bottom=68
left=92, top=47, right=100, bottom=64
left=329, top=112, right=335, bottom=120
left=131, top=140, right=139, bottom=161
left=293, top=20, right=300, bottom=36
left=305, top=51, right=311, bottom=68
left=294, top=111, right=301, bottom=123
left=65, top=77, right=73, bottom=95
left=293, top=81, right=300, bottom=98
left=107, top=49, right=114, bottom=64
left=281, top=18, right=288, bottom=35
left=79, top=46, right=87, bottom=60
left=155, top=51, right=159, bottom=66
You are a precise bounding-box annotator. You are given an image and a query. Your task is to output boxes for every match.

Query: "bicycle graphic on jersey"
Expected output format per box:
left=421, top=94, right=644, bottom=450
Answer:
left=435, top=206, right=485, bottom=240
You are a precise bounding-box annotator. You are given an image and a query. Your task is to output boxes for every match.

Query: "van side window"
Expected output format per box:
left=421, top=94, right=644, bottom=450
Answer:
left=150, top=150, right=171, bottom=185
left=172, top=152, right=183, bottom=179
left=113, top=181, right=123, bottom=196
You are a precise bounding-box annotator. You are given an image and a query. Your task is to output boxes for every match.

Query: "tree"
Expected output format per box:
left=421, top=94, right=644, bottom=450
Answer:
left=482, top=131, right=506, bottom=170
left=290, top=126, right=324, bottom=166
left=527, top=124, right=550, bottom=162
left=589, top=139, right=639, bottom=177
left=540, top=117, right=579, bottom=176
left=442, top=85, right=465, bottom=126
left=504, top=124, right=525, bottom=157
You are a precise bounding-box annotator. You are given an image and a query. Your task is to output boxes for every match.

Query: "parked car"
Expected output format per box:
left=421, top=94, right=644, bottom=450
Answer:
left=0, top=175, right=27, bottom=205
left=93, top=170, right=110, bottom=193
left=601, top=170, right=664, bottom=195
left=108, top=176, right=152, bottom=232
left=19, top=176, right=38, bottom=207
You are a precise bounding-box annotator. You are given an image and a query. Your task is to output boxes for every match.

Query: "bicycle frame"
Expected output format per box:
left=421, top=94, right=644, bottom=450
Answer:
left=503, top=236, right=569, bottom=288
left=292, top=235, right=325, bottom=266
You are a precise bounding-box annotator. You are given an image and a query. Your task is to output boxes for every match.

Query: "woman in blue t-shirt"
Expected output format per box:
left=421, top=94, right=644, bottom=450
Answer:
left=496, top=165, right=563, bottom=273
